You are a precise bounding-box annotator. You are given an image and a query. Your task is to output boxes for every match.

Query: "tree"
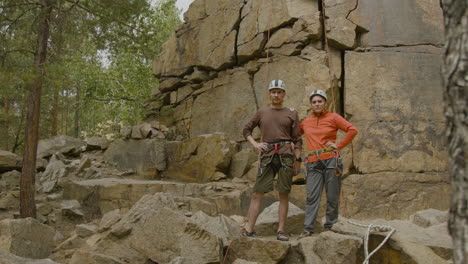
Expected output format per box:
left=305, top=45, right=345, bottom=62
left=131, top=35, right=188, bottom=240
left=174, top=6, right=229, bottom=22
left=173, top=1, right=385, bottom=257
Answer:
left=20, top=0, right=53, bottom=218
left=440, top=0, right=467, bottom=263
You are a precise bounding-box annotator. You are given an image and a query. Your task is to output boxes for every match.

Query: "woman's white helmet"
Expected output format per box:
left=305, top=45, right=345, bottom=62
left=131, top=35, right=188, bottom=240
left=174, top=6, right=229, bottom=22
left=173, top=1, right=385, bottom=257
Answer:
left=309, top=89, right=328, bottom=101
left=269, top=80, right=286, bottom=91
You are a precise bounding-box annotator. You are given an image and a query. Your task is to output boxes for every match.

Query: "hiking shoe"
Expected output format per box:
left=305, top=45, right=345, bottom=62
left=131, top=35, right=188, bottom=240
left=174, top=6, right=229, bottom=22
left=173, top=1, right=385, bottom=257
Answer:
left=276, top=231, right=289, bottom=242
left=239, top=227, right=255, bottom=237
left=297, top=231, right=313, bottom=240
left=323, top=225, right=333, bottom=231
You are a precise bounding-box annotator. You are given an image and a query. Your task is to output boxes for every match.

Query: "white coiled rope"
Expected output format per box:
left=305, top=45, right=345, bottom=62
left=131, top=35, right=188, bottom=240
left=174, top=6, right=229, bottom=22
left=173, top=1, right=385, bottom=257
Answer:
left=348, top=220, right=396, bottom=264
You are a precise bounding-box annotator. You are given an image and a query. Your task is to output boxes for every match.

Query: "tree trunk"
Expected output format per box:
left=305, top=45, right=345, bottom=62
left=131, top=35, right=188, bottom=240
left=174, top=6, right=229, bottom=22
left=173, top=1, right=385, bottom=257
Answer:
left=51, top=89, right=58, bottom=136
left=20, top=0, right=53, bottom=218
left=74, top=83, right=80, bottom=137
left=3, top=96, right=9, bottom=150
left=441, top=0, right=467, bottom=263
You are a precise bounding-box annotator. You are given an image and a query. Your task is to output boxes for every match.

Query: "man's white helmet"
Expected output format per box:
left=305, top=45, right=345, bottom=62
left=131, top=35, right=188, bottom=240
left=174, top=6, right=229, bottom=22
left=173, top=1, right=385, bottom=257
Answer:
left=269, top=80, right=286, bottom=91
left=309, top=89, right=328, bottom=101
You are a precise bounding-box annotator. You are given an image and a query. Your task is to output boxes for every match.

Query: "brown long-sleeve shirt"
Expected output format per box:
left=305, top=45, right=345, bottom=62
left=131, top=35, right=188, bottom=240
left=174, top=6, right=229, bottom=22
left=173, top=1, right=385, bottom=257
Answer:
left=242, top=107, right=302, bottom=156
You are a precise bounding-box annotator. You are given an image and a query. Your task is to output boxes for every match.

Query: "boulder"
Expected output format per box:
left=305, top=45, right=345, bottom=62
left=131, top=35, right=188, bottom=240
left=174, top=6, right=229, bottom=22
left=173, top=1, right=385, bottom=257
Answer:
left=342, top=172, right=450, bottom=220
left=345, top=51, right=446, bottom=173
left=411, top=209, right=448, bottom=228
left=60, top=200, right=84, bottom=219
left=255, top=202, right=305, bottom=236
left=0, top=218, right=55, bottom=259
left=165, top=133, right=237, bottom=182
left=98, top=209, right=122, bottom=232
left=225, top=238, right=290, bottom=264
left=94, top=194, right=224, bottom=264
left=39, top=155, right=67, bottom=193
left=76, top=157, right=91, bottom=174
left=333, top=217, right=452, bottom=263
left=0, top=151, right=21, bottom=173
left=85, top=137, right=111, bottom=151
left=69, top=250, right=125, bottom=264
left=0, top=192, right=19, bottom=210
left=0, top=170, right=20, bottom=191
left=0, top=249, right=59, bottom=264
left=37, top=136, right=85, bottom=158
left=313, top=231, right=362, bottom=264
left=190, top=211, right=239, bottom=245
left=104, top=139, right=166, bottom=177
left=76, top=224, right=98, bottom=238
left=348, top=0, right=444, bottom=47
left=229, top=148, right=258, bottom=179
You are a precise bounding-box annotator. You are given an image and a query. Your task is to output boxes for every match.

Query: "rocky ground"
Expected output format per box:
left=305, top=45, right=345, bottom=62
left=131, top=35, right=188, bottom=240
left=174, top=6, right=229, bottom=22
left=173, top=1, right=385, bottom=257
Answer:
left=0, top=131, right=453, bottom=264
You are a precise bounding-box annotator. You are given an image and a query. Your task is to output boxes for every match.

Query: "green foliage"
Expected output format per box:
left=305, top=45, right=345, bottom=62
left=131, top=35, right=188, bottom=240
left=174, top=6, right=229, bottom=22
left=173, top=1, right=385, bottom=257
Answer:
left=0, top=0, right=181, bottom=151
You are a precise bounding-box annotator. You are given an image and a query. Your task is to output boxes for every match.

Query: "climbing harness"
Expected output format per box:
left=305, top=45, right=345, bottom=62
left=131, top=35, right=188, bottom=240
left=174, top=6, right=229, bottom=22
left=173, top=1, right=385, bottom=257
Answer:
left=348, top=220, right=396, bottom=264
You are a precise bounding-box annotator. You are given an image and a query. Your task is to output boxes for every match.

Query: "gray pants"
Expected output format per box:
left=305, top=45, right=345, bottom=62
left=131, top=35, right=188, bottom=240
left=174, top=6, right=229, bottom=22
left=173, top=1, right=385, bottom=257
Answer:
left=303, top=157, right=342, bottom=232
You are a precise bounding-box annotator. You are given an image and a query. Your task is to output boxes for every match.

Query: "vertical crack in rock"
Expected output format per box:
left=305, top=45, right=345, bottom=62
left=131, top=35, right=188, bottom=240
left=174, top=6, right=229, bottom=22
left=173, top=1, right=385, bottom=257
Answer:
left=346, top=0, right=359, bottom=19
left=318, top=0, right=326, bottom=50
left=339, top=51, right=345, bottom=116
left=249, top=73, right=259, bottom=111
left=234, top=1, right=248, bottom=66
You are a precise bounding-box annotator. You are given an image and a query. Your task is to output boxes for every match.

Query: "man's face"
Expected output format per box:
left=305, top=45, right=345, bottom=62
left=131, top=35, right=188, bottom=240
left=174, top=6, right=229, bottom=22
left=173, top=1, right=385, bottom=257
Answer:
left=310, top=95, right=326, bottom=113
left=269, top=88, right=286, bottom=106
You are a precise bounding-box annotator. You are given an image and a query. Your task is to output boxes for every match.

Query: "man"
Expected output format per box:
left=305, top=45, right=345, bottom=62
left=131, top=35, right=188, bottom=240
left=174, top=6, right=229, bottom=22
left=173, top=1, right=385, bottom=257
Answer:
left=298, top=89, right=357, bottom=239
left=241, top=79, right=302, bottom=241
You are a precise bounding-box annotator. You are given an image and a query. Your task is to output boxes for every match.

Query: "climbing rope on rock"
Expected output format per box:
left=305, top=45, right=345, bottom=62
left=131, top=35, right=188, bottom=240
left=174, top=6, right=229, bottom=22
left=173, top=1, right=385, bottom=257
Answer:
left=348, top=220, right=396, bottom=264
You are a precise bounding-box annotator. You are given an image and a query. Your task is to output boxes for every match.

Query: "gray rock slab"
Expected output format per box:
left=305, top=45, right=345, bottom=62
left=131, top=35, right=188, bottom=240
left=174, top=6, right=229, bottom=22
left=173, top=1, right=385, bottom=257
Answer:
left=104, top=139, right=166, bottom=177
left=0, top=151, right=21, bottom=173
left=0, top=218, right=55, bottom=259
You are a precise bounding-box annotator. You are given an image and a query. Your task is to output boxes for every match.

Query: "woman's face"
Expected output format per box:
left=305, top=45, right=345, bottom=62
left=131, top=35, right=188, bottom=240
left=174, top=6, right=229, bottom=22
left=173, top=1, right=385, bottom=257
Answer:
left=310, top=95, right=326, bottom=113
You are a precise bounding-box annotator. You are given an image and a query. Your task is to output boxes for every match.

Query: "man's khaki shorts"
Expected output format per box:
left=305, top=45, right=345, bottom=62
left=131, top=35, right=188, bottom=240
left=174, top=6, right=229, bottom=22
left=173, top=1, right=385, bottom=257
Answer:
left=253, top=154, right=294, bottom=194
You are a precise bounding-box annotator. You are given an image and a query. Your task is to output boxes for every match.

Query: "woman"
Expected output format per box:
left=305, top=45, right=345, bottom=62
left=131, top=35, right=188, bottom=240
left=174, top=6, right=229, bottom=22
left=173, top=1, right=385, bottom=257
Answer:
left=298, top=89, right=358, bottom=238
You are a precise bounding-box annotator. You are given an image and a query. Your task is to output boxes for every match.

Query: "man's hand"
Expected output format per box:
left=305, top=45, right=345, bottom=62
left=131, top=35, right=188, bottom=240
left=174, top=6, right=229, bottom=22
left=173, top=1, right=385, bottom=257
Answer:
left=254, top=142, right=269, bottom=152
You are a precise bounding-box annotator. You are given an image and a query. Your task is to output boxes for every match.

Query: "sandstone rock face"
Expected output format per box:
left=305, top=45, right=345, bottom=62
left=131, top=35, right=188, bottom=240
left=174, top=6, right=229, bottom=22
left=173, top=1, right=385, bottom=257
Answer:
left=345, top=51, right=446, bottom=174
left=0, top=218, right=55, bottom=259
left=154, top=0, right=245, bottom=77
left=342, top=172, right=450, bottom=220
left=348, top=0, right=444, bottom=47
left=165, top=133, right=237, bottom=182
left=103, top=139, right=166, bottom=177
left=190, top=71, right=257, bottom=141
left=0, top=151, right=21, bottom=173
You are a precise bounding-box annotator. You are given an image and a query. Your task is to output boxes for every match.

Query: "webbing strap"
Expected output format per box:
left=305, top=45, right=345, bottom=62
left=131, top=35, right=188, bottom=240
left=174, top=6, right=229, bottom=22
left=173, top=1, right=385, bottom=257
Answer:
left=305, top=147, right=335, bottom=157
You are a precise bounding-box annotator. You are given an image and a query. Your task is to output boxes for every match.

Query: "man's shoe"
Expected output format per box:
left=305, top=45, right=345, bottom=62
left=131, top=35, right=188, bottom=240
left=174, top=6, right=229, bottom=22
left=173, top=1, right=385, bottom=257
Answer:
left=239, top=227, right=255, bottom=237
left=323, top=225, right=333, bottom=231
left=297, top=231, right=313, bottom=240
left=277, top=231, right=289, bottom=241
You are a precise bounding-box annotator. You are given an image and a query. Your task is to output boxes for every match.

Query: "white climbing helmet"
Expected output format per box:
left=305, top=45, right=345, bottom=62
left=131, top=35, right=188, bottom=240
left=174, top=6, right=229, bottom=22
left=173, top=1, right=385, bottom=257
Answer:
left=268, top=80, right=286, bottom=91
left=309, top=89, right=328, bottom=101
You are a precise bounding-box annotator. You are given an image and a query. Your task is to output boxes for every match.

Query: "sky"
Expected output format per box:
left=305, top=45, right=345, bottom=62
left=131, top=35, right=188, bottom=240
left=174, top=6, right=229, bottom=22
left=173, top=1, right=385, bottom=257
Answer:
left=175, top=0, right=194, bottom=20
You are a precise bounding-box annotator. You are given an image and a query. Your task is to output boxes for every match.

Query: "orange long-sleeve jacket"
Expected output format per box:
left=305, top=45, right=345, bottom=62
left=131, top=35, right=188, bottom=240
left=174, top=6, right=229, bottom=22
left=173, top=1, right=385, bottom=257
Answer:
left=300, top=109, right=358, bottom=163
